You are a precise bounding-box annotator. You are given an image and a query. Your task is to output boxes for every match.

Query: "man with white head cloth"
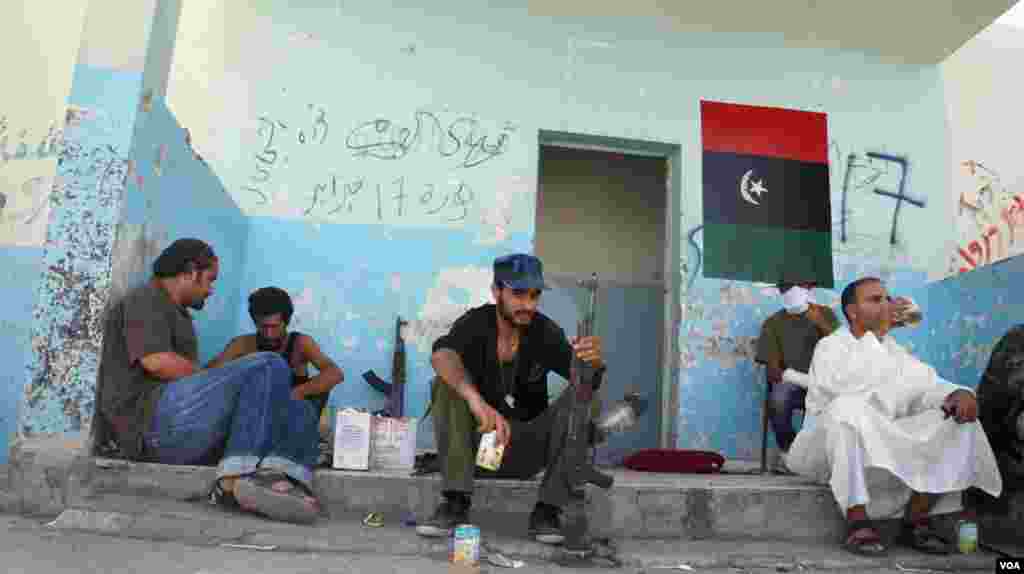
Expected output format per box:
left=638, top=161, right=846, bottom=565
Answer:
left=786, top=277, right=1002, bottom=556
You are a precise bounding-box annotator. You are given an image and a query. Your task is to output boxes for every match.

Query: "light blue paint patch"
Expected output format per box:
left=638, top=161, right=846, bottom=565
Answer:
left=914, top=255, right=1024, bottom=388
left=0, top=246, right=44, bottom=462
left=66, top=64, right=143, bottom=151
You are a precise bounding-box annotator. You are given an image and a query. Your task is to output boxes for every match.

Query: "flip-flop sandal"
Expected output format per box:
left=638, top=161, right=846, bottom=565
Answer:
left=900, top=523, right=951, bottom=555
left=235, top=470, right=320, bottom=524
left=208, top=477, right=254, bottom=513
left=843, top=520, right=888, bottom=556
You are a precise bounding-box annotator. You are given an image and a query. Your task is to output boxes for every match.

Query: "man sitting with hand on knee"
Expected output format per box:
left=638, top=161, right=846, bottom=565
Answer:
left=786, top=276, right=1002, bottom=556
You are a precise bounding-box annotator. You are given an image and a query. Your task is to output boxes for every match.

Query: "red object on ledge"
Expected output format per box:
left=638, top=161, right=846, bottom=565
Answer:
left=622, top=449, right=725, bottom=474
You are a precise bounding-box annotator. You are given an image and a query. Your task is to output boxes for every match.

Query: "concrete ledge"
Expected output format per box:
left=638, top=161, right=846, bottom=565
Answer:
left=39, top=498, right=1000, bottom=572
left=6, top=437, right=92, bottom=516
left=7, top=435, right=1020, bottom=547
left=78, top=456, right=846, bottom=541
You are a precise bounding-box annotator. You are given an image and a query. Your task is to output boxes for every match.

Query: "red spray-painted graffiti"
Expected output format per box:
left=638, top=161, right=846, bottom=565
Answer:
left=954, top=193, right=1024, bottom=273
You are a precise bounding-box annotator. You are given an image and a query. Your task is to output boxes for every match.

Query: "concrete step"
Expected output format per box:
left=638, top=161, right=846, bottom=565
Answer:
left=0, top=463, right=15, bottom=514
left=78, top=457, right=849, bottom=542
left=37, top=496, right=1001, bottom=572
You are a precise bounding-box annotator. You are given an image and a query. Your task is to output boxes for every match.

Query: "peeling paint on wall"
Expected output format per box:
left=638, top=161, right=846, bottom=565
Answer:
left=403, top=265, right=494, bottom=354
left=18, top=64, right=143, bottom=437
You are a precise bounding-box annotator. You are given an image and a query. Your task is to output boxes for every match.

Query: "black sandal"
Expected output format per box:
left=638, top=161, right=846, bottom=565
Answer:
left=208, top=477, right=243, bottom=511
left=900, top=522, right=951, bottom=555
left=843, top=520, right=888, bottom=556
left=234, top=469, right=320, bottom=524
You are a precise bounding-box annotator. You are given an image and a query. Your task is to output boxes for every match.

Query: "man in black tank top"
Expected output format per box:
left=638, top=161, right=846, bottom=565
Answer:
left=208, top=287, right=343, bottom=424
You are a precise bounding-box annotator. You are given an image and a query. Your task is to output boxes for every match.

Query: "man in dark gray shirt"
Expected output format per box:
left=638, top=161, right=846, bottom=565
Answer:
left=96, top=238, right=321, bottom=524
left=755, top=281, right=840, bottom=462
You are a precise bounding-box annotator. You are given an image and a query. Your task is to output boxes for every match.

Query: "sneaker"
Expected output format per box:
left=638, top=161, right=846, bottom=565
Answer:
left=415, top=496, right=470, bottom=538
left=528, top=503, right=565, bottom=545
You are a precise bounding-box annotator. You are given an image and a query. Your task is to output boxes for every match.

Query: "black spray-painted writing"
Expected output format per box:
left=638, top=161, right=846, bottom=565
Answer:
left=345, top=111, right=512, bottom=168
left=304, top=175, right=474, bottom=222
left=243, top=107, right=330, bottom=203
left=0, top=116, right=65, bottom=164
left=838, top=150, right=922, bottom=245
left=242, top=117, right=285, bottom=204
left=297, top=105, right=329, bottom=146
left=685, top=225, right=704, bottom=291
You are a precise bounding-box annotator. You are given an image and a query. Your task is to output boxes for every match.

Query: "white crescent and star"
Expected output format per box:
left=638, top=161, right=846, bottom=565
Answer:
left=739, top=169, right=767, bottom=206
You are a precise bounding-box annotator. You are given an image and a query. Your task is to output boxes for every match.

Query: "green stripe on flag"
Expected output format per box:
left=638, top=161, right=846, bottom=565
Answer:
left=702, top=223, right=834, bottom=288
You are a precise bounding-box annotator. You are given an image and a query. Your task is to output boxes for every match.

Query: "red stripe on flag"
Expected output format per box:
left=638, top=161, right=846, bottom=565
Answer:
left=700, top=100, right=828, bottom=165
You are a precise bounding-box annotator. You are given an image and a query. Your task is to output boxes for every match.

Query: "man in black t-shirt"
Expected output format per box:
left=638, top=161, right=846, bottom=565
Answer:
left=415, top=253, right=610, bottom=544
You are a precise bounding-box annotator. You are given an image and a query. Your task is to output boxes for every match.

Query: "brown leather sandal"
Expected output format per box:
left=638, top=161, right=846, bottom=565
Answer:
left=843, top=520, right=888, bottom=556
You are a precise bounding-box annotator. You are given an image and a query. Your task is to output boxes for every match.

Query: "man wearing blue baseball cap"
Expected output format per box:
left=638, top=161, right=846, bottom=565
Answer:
left=416, top=253, right=622, bottom=544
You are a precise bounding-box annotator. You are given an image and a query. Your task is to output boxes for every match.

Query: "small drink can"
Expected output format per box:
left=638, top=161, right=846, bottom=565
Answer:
left=475, top=431, right=505, bottom=471
left=957, top=520, right=978, bottom=554
left=449, top=523, right=481, bottom=566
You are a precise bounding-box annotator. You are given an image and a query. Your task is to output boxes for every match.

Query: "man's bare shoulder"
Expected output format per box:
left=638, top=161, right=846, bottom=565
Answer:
left=295, top=332, right=321, bottom=352
left=229, top=334, right=260, bottom=354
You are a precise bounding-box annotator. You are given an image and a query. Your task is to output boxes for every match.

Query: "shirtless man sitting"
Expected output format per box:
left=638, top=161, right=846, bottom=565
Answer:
left=208, top=286, right=343, bottom=425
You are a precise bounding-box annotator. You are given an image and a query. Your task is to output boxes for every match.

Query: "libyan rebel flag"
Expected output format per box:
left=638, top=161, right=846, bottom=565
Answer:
left=700, top=100, right=834, bottom=288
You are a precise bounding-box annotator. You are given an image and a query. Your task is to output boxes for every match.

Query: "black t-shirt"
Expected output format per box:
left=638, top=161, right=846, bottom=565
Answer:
left=432, top=304, right=573, bottom=422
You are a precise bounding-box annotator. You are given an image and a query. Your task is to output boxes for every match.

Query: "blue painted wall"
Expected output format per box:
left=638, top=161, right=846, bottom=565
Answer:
left=116, top=98, right=250, bottom=365
left=0, top=247, right=43, bottom=463
left=911, top=254, right=1024, bottom=390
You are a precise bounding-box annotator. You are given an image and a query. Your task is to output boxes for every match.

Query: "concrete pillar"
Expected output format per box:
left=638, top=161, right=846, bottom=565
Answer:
left=18, top=0, right=182, bottom=441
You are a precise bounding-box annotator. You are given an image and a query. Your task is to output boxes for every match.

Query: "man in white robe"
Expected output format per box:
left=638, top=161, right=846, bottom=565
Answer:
left=786, top=277, right=1002, bottom=556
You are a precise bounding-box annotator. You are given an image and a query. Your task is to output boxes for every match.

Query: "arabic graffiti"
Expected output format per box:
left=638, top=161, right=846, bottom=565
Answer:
left=242, top=105, right=330, bottom=204
left=950, top=161, right=1024, bottom=275
left=303, top=175, right=475, bottom=222
left=0, top=176, right=50, bottom=226
left=345, top=110, right=514, bottom=168
left=0, top=115, right=65, bottom=165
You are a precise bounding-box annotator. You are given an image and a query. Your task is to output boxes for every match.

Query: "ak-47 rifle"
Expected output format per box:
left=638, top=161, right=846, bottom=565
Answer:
left=389, top=316, right=407, bottom=418
left=362, top=316, right=408, bottom=417
left=553, top=273, right=612, bottom=555
left=564, top=274, right=614, bottom=491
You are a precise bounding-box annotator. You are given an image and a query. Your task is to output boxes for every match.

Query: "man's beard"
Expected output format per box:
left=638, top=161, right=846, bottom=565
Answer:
left=497, top=297, right=532, bottom=330
left=257, top=335, right=284, bottom=351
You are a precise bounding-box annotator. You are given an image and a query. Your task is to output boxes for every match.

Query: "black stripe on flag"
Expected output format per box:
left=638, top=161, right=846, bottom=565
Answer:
left=703, top=151, right=831, bottom=233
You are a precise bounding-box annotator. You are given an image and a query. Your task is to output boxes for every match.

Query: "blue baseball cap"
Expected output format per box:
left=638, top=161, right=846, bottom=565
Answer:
left=493, top=253, right=548, bottom=291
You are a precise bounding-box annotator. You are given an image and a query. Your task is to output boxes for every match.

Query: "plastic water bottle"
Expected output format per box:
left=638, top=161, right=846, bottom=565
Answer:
left=957, top=520, right=978, bottom=554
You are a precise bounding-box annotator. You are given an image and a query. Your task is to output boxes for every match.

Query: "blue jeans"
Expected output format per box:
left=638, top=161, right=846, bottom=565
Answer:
left=143, top=352, right=319, bottom=490
left=768, top=382, right=806, bottom=451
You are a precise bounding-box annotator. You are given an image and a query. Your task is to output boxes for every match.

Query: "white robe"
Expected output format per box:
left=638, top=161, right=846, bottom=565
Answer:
left=786, top=327, right=1003, bottom=519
